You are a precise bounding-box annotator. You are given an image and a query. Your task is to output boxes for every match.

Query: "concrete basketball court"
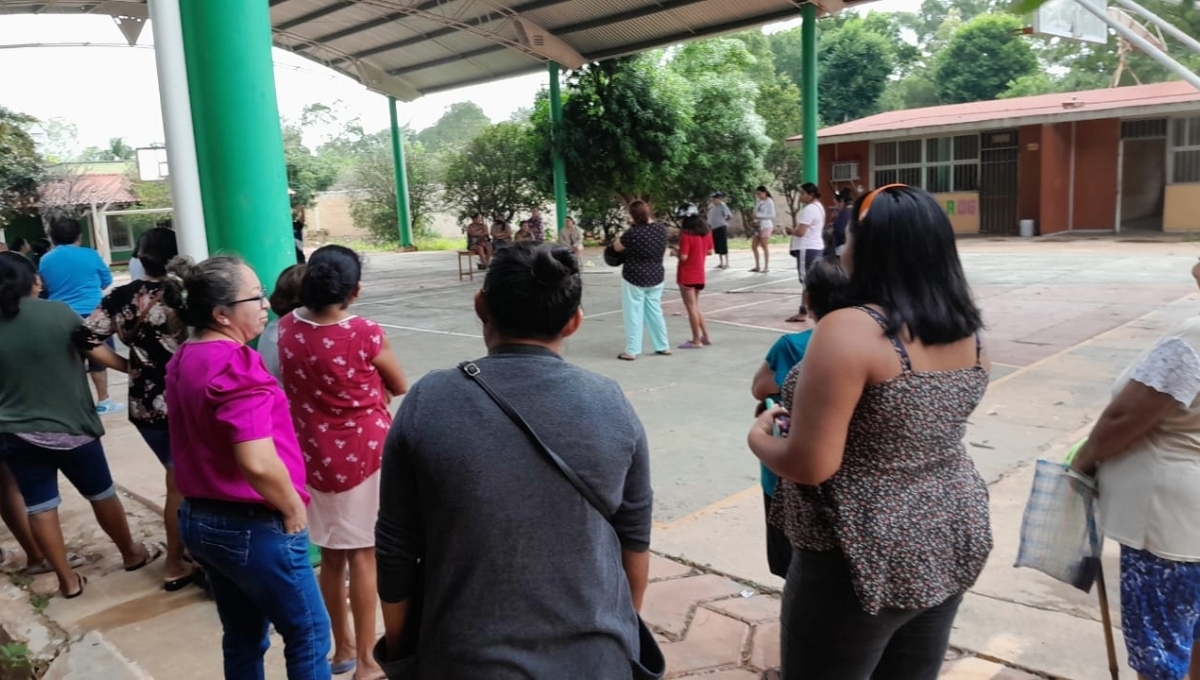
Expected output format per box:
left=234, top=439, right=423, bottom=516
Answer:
left=9, top=236, right=1200, bottom=679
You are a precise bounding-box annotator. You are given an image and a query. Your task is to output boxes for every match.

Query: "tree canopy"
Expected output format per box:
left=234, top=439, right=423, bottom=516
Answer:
left=0, top=106, right=44, bottom=227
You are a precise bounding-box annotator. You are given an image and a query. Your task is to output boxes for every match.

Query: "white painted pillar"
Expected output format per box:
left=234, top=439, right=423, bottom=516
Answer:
left=148, top=0, right=208, bottom=259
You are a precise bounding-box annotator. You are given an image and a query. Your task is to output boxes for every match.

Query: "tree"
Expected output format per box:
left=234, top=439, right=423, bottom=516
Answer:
left=0, top=107, right=44, bottom=227
left=443, top=122, right=546, bottom=223
left=415, top=102, right=492, bottom=153
left=757, top=76, right=807, bottom=226
left=80, top=137, right=136, bottom=162
left=818, top=19, right=896, bottom=123
left=282, top=122, right=339, bottom=208
left=349, top=138, right=439, bottom=244
left=548, top=56, right=692, bottom=207
left=936, top=14, right=1038, bottom=104
left=35, top=117, right=81, bottom=164
left=665, top=39, right=771, bottom=210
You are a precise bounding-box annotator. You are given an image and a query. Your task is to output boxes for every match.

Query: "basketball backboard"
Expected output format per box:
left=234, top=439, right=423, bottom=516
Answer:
left=1033, top=0, right=1110, bottom=44
left=136, top=147, right=169, bottom=181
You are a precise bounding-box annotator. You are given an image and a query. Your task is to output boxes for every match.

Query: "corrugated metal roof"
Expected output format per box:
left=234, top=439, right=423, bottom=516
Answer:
left=795, top=81, right=1200, bottom=145
left=39, top=173, right=136, bottom=208
left=0, top=0, right=856, bottom=100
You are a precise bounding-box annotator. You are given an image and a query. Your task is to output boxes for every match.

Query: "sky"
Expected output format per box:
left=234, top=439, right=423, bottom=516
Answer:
left=0, top=2, right=919, bottom=154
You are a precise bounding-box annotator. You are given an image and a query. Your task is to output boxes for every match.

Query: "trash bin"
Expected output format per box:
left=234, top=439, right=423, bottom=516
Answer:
left=1019, top=219, right=1036, bottom=238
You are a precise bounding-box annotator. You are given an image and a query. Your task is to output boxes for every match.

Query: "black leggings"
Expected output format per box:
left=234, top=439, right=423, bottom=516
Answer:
left=780, top=549, right=962, bottom=680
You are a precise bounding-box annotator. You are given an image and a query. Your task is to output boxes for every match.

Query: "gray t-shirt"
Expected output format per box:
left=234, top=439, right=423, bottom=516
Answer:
left=707, top=202, right=732, bottom=228
left=376, top=344, right=653, bottom=678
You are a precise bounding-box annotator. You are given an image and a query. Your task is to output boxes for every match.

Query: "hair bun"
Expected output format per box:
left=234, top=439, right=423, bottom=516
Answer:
left=530, top=246, right=575, bottom=287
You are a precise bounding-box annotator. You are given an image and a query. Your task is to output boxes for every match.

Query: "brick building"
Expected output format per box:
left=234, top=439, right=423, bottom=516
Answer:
left=795, top=82, right=1200, bottom=235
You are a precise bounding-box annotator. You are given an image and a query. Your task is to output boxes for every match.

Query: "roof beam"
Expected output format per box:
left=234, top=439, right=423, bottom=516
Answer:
left=585, top=7, right=806, bottom=61
left=274, top=1, right=355, bottom=32
left=375, top=0, right=749, bottom=78
left=335, top=0, right=570, bottom=65
left=296, top=0, right=459, bottom=51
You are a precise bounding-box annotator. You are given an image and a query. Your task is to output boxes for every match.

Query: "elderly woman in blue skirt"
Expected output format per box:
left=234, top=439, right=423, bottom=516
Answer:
left=1072, top=258, right=1200, bottom=680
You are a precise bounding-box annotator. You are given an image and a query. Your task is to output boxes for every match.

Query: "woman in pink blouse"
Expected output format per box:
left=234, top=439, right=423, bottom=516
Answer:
left=162, top=256, right=331, bottom=680
left=279, top=245, right=407, bottom=680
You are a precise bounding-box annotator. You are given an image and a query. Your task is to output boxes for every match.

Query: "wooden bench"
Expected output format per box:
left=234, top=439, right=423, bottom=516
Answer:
left=457, top=250, right=475, bottom=281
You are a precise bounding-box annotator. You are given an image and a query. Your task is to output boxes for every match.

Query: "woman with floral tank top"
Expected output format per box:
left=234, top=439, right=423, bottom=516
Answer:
left=749, top=185, right=991, bottom=680
left=278, top=245, right=408, bottom=680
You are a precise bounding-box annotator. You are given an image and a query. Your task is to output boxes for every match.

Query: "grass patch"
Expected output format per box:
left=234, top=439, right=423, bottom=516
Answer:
left=413, top=237, right=462, bottom=251
left=27, top=593, right=49, bottom=616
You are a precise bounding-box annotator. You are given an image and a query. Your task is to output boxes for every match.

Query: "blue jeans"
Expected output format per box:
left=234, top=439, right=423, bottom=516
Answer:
left=178, top=499, right=331, bottom=680
left=621, top=279, right=669, bottom=356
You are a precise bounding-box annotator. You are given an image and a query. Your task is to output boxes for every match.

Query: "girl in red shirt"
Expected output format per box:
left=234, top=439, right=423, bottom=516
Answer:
left=278, top=245, right=408, bottom=679
left=676, top=208, right=714, bottom=349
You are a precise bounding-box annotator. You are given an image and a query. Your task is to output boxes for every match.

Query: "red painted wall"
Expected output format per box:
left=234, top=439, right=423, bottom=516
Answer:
left=1039, top=123, right=1072, bottom=234
left=1018, top=126, right=1042, bottom=224
left=821, top=141, right=871, bottom=192
left=1071, top=119, right=1120, bottom=230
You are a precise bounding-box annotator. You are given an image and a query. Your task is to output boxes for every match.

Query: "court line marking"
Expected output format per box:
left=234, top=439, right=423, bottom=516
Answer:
left=655, top=484, right=760, bottom=531
left=987, top=293, right=1193, bottom=389
left=375, top=322, right=482, bottom=339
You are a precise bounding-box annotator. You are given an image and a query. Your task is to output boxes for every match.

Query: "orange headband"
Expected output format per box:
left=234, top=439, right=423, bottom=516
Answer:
left=858, top=183, right=907, bottom=222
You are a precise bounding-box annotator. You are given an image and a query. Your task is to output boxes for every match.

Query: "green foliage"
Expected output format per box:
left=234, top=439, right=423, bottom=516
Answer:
left=348, top=138, right=439, bottom=245
left=0, top=107, right=44, bottom=228
left=79, top=137, right=135, bottom=162
left=666, top=40, right=772, bottom=211
left=552, top=56, right=692, bottom=205
left=414, top=102, right=492, bottom=153
left=818, top=19, right=896, bottom=124
left=443, top=121, right=546, bottom=223
left=936, top=14, right=1038, bottom=104
left=282, top=123, right=339, bottom=209
left=0, top=642, right=31, bottom=670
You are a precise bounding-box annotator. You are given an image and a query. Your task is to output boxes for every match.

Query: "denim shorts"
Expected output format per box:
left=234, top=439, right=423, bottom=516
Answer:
left=1121, top=545, right=1200, bottom=680
left=136, top=427, right=172, bottom=468
left=86, top=336, right=116, bottom=373
left=0, top=434, right=116, bottom=514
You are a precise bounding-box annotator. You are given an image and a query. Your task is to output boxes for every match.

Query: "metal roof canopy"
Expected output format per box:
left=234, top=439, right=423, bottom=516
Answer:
left=0, top=0, right=856, bottom=101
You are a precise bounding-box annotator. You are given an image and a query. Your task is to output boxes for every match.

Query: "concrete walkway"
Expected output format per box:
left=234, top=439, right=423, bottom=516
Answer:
left=3, top=238, right=1198, bottom=678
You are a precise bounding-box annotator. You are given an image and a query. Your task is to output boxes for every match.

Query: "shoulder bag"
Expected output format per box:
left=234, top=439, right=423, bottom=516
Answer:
left=459, top=361, right=666, bottom=680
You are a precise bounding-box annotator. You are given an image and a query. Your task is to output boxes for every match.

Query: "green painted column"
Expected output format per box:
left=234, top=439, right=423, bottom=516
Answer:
left=388, top=96, right=415, bottom=248
left=801, top=3, right=819, bottom=184
left=178, top=0, right=292, bottom=284
left=549, top=62, right=568, bottom=234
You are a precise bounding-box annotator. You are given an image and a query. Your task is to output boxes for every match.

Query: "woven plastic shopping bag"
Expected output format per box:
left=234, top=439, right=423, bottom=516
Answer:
left=1014, top=458, right=1102, bottom=592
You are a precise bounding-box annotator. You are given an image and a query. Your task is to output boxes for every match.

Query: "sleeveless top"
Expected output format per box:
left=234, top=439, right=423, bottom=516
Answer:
left=773, top=306, right=992, bottom=614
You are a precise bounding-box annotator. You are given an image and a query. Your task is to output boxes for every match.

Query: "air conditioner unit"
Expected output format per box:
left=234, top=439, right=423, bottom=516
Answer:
left=831, top=162, right=860, bottom=182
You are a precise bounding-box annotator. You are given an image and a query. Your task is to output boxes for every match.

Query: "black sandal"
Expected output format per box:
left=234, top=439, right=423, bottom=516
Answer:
left=125, top=542, right=165, bottom=572
left=62, top=573, right=87, bottom=599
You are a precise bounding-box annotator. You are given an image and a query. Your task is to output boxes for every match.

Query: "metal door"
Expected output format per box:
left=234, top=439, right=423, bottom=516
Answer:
left=979, top=130, right=1019, bottom=235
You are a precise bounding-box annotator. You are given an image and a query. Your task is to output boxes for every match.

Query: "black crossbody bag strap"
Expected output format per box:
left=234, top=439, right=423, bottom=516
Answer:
left=458, top=361, right=611, bottom=520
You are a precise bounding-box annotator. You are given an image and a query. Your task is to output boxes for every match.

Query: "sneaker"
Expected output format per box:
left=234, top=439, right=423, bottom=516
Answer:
left=96, top=399, right=126, bottom=415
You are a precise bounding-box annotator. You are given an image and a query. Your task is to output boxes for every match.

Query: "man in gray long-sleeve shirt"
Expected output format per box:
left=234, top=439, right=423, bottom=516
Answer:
left=375, top=344, right=654, bottom=679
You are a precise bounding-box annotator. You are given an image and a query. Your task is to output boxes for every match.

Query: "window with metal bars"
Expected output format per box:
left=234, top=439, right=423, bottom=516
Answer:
left=873, top=134, right=980, bottom=192
left=1122, top=118, right=1167, bottom=139
left=1170, top=117, right=1200, bottom=184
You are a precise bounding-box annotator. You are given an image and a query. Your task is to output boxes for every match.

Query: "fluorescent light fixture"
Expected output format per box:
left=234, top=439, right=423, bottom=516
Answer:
left=512, top=18, right=586, bottom=69
left=355, top=60, right=422, bottom=102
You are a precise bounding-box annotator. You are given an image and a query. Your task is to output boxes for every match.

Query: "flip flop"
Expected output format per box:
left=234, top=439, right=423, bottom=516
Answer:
left=655, top=350, right=673, bottom=356
left=331, top=659, right=357, bottom=675
left=678, top=341, right=702, bottom=350
left=125, top=542, right=165, bottom=573
left=617, top=353, right=637, bottom=361
left=163, top=566, right=198, bottom=592
left=785, top=314, right=807, bottom=323
left=62, top=573, right=87, bottom=599
left=24, top=552, right=86, bottom=576
left=701, top=336, right=712, bottom=346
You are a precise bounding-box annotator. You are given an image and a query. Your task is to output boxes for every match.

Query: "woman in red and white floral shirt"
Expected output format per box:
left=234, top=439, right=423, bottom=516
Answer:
left=278, top=245, right=408, bottom=680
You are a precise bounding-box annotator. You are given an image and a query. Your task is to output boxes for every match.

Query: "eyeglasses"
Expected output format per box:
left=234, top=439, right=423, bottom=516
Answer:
left=858, top=183, right=907, bottom=222
left=227, top=295, right=267, bottom=308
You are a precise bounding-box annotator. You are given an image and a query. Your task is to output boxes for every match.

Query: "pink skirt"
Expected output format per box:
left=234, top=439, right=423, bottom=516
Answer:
left=307, top=469, right=380, bottom=550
